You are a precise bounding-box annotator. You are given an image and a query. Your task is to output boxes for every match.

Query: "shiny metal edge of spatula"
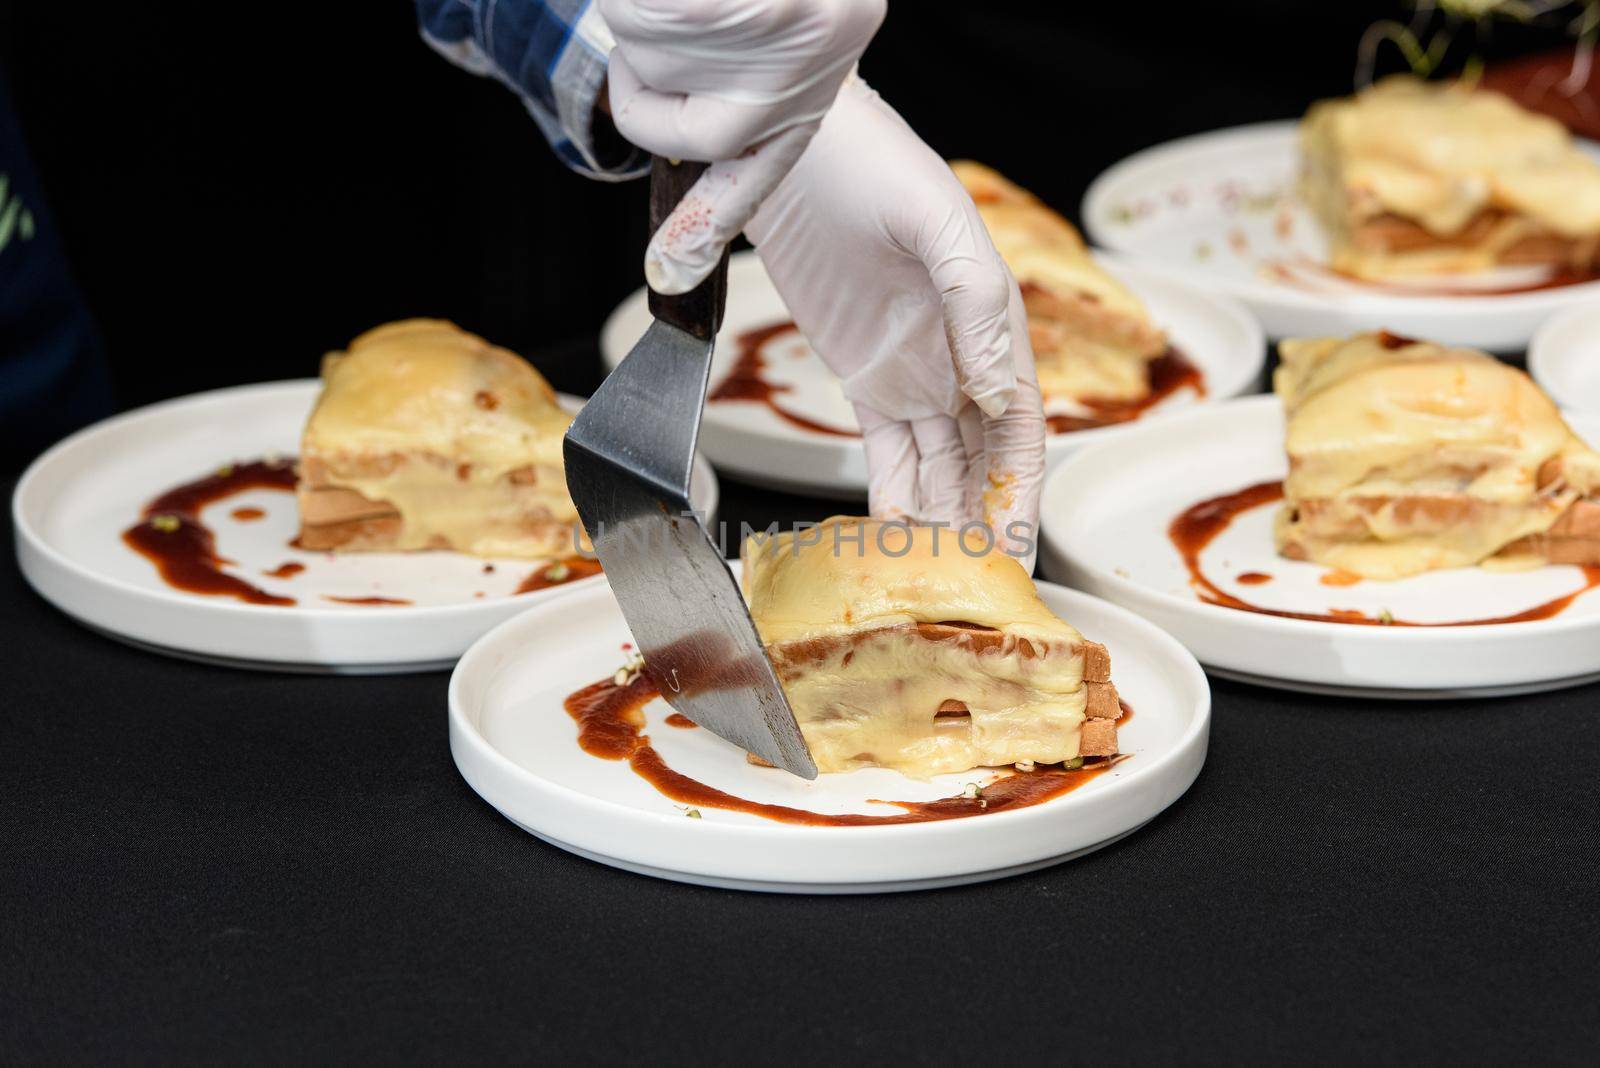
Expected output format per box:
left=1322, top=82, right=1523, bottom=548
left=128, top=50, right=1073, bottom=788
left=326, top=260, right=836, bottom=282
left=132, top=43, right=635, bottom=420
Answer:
left=563, top=156, right=817, bottom=780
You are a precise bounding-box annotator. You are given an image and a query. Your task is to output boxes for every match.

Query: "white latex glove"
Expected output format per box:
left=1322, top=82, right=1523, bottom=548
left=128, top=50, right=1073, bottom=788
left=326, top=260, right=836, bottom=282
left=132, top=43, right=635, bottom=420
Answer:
left=598, top=0, right=885, bottom=295
left=746, top=76, right=1047, bottom=561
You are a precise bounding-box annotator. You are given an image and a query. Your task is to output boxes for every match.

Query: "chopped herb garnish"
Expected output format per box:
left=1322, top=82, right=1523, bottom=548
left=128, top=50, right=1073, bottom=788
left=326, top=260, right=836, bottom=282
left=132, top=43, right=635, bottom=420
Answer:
left=962, top=782, right=984, bottom=800
left=684, top=808, right=702, bottom=819
left=1378, top=608, right=1394, bottom=625
left=1062, top=757, right=1085, bottom=770
left=545, top=562, right=570, bottom=582
left=151, top=514, right=181, bottom=533
left=215, top=464, right=234, bottom=478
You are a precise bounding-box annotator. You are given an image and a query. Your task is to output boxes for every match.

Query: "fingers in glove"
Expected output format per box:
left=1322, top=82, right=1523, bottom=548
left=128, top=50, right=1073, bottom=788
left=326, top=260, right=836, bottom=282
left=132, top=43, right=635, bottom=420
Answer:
left=910, top=414, right=973, bottom=526
left=644, top=124, right=816, bottom=294
left=911, top=199, right=1018, bottom=420
left=607, top=50, right=771, bottom=162
left=976, top=285, right=1047, bottom=567
left=856, top=405, right=918, bottom=522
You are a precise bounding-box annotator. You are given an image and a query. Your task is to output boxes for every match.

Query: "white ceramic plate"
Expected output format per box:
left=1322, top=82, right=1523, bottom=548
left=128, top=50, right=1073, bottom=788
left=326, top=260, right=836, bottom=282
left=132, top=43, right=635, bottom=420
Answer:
left=449, top=569, right=1210, bottom=893
left=1037, top=396, right=1600, bottom=697
left=1529, top=299, right=1600, bottom=414
left=1083, top=122, right=1600, bottom=351
left=601, top=250, right=1265, bottom=498
left=12, top=380, right=718, bottom=673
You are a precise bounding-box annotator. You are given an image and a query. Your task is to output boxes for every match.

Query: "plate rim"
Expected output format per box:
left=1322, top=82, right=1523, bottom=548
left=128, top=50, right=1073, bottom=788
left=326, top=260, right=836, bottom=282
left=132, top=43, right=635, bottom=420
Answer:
left=1081, top=119, right=1600, bottom=315
left=11, top=378, right=716, bottom=621
left=448, top=570, right=1212, bottom=844
left=1528, top=298, right=1600, bottom=415
left=1042, top=393, right=1600, bottom=641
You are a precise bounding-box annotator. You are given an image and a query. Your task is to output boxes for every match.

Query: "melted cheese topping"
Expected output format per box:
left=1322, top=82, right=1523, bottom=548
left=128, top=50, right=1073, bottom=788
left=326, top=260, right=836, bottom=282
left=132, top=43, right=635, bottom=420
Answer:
left=742, top=517, right=1096, bottom=777
left=951, top=161, right=1165, bottom=402
left=300, top=319, right=578, bottom=556
left=1275, top=333, right=1600, bottom=578
left=743, top=517, right=1079, bottom=646
left=1301, top=77, right=1600, bottom=245
left=768, top=626, right=1089, bottom=777
left=952, top=161, right=1147, bottom=318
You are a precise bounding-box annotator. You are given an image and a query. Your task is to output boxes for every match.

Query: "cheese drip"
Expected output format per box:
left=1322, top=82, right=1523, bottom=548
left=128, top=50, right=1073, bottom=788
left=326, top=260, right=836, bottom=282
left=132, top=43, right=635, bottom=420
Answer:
left=1300, top=77, right=1600, bottom=277
left=742, top=518, right=1106, bottom=778
left=299, top=318, right=578, bottom=557
left=1274, top=333, right=1600, bottom=579
left=950, top=160, right=1166, bottom=402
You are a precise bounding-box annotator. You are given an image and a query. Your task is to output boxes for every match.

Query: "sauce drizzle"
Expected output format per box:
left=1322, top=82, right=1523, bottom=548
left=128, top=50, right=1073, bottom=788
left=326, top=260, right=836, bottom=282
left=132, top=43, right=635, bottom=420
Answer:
left=516, top=556, right=604, bottom=594
left=565, top=673, right=1121, bottom=826
left=122, top=458, right=299, bottom=606
left=1264, top=258, right=1600, bottom=297
left=1045, top=348, right=1207, bottom=434
left=709, top=322, right=859, bottom=437
left=713, top=321, right=1206, bottom=438
left=1169, top=479, right=1600, bottom=625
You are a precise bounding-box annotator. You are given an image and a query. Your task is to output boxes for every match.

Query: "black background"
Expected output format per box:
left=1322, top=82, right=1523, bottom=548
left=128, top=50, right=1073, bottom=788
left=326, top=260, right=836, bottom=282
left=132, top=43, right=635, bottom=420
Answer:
left=0, top=0, right=1434, bottom=414
left=5, top=3, right=1600, bottom=1063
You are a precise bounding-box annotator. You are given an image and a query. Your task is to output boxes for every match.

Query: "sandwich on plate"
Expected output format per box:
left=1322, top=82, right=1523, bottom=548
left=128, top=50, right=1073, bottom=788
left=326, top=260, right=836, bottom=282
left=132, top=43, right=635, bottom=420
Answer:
left=1299, top=76, right=1600, bottom=279
left=742, top=517, right=1121, bottom=777
left=296, top=319, right=579, bottom=558
left=1274, top=331, right=1600, bottom=579
left=952, top=160, right=1170, bottom=406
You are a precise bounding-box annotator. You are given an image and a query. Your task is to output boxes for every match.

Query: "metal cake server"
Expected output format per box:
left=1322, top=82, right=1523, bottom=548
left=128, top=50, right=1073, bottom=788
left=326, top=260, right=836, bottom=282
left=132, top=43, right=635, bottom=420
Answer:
left=563, top=157, right=817, bottom=779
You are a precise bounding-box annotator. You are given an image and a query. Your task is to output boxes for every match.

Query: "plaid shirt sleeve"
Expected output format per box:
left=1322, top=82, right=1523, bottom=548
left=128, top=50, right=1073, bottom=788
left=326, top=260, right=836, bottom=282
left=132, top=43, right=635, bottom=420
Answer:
left=415, top=0, right=647, bottom=181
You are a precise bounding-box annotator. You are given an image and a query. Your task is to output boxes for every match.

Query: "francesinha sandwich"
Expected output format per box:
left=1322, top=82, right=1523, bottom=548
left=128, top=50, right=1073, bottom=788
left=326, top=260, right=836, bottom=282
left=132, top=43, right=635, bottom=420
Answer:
left=1274, top=332, right=1600, bottom=579
left=296, top=319, right=579, bottom=557
left=741, top=518, right=1121, bottom=778
left=1299, top=77, right=1600, bottom=279
left=951, top=160, right=1168, bottom=405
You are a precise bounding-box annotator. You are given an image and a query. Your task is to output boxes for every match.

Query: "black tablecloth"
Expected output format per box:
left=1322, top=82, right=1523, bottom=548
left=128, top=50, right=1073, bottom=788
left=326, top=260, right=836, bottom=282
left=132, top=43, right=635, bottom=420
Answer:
left=6, top=348, right=1600, bottom=1065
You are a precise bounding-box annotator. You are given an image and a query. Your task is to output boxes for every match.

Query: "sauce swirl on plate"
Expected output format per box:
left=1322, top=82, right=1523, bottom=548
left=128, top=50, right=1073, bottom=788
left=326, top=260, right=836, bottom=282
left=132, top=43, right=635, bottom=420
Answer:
left=1168, top=480, right=1600, bottom=625
left=565, top=672, right=1123, bottom=826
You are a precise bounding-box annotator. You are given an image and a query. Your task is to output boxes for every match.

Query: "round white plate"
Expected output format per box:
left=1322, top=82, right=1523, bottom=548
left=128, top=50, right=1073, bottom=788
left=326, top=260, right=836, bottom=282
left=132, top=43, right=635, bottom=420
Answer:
left=12, top=380, right=718, bottom=673
left=1083, top=121, right=1600, bottom=351
left=1037, top=395, right=1600, bottom=697
left=449, top=570, right=1210, bottom=893
left=1529, top=299, right=1600, bottom=414
left=601, top=249, right=1265, bottom=498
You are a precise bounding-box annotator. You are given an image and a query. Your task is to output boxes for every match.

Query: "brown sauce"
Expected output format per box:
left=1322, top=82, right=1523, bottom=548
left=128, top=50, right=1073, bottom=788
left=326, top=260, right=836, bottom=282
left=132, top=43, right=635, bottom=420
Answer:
left=715, top=321, right=1204, bottom=438
left=516, top=556, right=604, bottom=594
left=323, top=595, right=412, bottom=606
left=1320, top=569, right=1363, bottom=587
left=1236, top=571, right=1273, bottom=585
left=122, top=458, right=299, bottom=606
left=262, top=561, right=305, bottom=579
left=230, top=506, right=266, bottom=522
left=1169, top=479, right=1600, bottom=625
left=708, top=322, right=860, bottom=437
left=565, top=673, right=1122, bottom=826
left=664, top=713, right=698, bottom=729
left=1045, top=348, right=1206, bottom=433
left=1265, top=258, right=1600, bottom=297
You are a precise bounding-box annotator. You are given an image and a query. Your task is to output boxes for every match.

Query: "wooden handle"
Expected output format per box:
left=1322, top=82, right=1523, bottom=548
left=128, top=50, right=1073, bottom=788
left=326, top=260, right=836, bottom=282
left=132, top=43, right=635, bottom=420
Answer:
left=647, top=156, right=729, bottom=341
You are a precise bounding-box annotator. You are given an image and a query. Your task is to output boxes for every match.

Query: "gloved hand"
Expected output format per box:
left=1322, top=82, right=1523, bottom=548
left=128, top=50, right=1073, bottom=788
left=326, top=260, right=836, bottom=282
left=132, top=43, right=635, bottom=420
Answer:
left=598, top=0, right=886, bottom=295
left=747, top=76, right=1046, bottom=560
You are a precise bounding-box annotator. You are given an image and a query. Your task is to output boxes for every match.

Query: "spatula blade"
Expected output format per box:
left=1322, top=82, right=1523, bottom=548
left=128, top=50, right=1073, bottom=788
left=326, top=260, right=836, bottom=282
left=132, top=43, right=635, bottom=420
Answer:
left=564, top=321, right=817, bottom=780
